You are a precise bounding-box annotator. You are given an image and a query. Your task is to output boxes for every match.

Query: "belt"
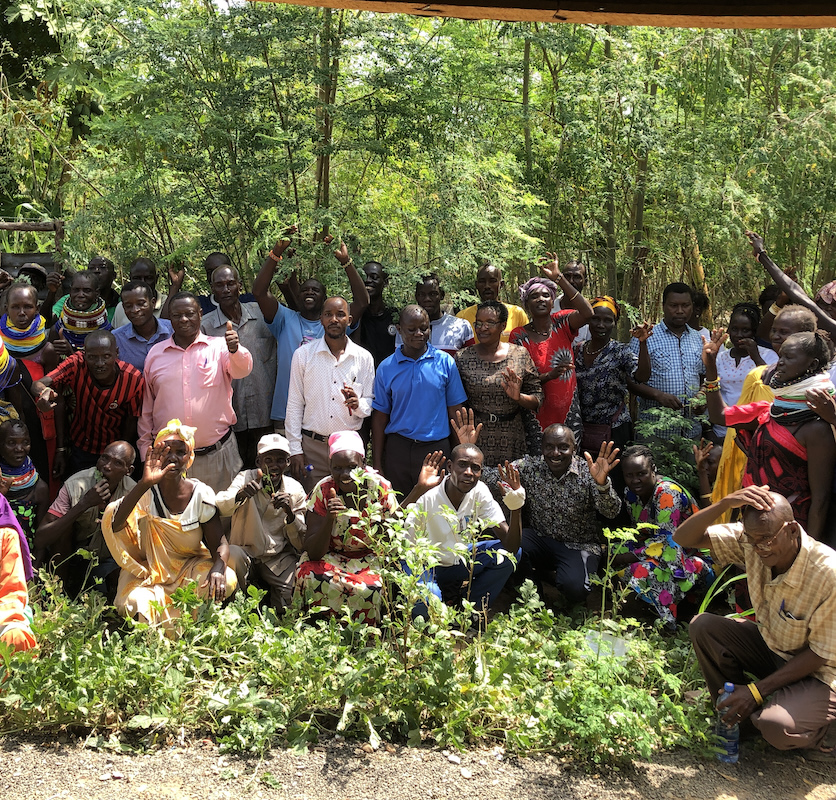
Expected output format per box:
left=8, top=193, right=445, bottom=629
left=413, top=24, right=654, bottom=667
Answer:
left=302, top=428, right=329, bottom=444
left=472, top=408, right=521, bottom=423
left=193, top=428, right=232, bottom=456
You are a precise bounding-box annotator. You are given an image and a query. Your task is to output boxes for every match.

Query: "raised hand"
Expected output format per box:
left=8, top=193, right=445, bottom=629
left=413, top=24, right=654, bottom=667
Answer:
left=807, top=387, right=836, bottom=425
left=501, top=365, right=523, bottom=402
left=0, top=474, right=12, bottom=496
left=693, top=439, right=714, bottom=474
left=0, top=269, right=12, bottom=291
left=325, top=486, right=346, bottom=516
left=225, top=320, right=239, bottom=353
left=497, top=460, right=521, bottom=494
left=52, top=330, right=73, bottom=358
left=701, top=329, right=727, bottom=365
left=45, top=270, right=64, bottom=295
left=745, top=231, right=766, bottom=257
left=538, top=252, right=561, bottom=283
left=142, top=444, right=177, bottom=486
left=630, top=321, right=654, bottom=342
left=416, top=450, right=445, bottom=492
left=583, top=440, right=620, bottom=486
left=333, top=240, right=350, bottom=267
left=451, top=408, right=482, bottom=445
left=168, top=262, right=185, bottom=291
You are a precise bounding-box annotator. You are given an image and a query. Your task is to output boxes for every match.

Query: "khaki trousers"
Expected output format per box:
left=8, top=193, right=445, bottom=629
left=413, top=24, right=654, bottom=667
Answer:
left=690, top=612, right=836, bottom=751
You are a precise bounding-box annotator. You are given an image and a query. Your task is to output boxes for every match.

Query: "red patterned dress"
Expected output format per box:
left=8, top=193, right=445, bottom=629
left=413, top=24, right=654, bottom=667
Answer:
left=295, top=469, right=397, bottom=623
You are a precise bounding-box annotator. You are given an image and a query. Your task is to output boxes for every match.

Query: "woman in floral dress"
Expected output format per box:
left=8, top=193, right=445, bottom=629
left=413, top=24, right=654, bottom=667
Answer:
left=296, top=431, right=398, bottom=623
left=457, top=301, right=542, bottom=467
left=617, top=445, right=714, bottom=631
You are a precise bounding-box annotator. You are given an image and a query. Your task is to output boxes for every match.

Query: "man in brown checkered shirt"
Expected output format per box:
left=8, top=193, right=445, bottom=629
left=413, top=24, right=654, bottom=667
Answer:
left=674, top=484, right=836, bottom=757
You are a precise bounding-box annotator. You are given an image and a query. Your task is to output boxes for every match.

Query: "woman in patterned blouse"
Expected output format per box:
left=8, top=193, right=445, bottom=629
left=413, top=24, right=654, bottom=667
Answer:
left=617, top=445, right=714, bottom=632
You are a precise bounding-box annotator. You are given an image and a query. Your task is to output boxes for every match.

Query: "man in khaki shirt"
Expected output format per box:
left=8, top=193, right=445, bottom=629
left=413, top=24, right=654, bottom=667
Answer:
left=674, top=485, right=836, bottom=757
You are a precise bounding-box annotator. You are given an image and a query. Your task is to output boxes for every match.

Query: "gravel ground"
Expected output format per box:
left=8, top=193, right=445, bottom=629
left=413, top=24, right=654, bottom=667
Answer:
left=3, top=734, right=836, bottom=799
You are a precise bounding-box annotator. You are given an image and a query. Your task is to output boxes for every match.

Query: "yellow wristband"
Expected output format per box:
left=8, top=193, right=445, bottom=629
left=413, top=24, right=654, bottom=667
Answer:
left=769, top=302, right=782, bottom=317
left=748, top=682, right=764, bottom=706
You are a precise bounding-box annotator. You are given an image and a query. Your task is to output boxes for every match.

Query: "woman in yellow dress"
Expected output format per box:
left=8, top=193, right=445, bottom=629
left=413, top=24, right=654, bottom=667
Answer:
left=708, top=305, right=817, bottom=519
left=103, top=419, right=237, bottom=627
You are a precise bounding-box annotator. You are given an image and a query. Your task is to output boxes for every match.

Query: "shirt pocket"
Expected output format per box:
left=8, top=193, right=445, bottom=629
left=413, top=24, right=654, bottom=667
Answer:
left=772, top=613, right=810, bottom=653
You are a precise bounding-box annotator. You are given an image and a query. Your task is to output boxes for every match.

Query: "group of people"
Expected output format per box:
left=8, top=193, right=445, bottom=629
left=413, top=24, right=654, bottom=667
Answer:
left=2, top=228, right=836, bottom=762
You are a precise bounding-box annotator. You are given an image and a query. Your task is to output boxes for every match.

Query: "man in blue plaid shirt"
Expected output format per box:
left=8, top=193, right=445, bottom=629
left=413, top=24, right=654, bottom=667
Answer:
left=630, top=282, right=705, bottom=439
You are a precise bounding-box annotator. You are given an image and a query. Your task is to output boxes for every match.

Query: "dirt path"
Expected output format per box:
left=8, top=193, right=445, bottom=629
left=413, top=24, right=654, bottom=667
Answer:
left=3, top=734, right=836, bottom=799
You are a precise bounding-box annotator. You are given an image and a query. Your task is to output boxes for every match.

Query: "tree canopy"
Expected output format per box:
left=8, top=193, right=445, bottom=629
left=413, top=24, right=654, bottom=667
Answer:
left=3, top=1, right=836, bottom=318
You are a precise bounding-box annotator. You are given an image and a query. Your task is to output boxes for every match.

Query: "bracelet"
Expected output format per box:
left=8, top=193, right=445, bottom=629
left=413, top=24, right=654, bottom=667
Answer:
left=748, top=682, right=764, bottom=706
left=56, top=447, right=68, bottom=453
left=267, top=250, right=282, bottom=263
left=341, top=258, right=353, bottom=270
left=567, top=289, right=580, bottom=302
left=769, top=302, right=783, bottom=317
left=700, top=493, right=712, bottom=499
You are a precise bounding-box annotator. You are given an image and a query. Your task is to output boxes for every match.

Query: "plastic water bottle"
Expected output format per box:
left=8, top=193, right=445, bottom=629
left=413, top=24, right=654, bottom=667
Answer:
left=716, top=681, right=739, bottom=763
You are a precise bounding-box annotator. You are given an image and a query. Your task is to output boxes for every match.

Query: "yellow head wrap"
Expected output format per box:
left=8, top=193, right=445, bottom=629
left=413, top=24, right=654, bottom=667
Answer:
left=153, top=419, right=196, bottom=473
left=591, top=296, right=619, bottom=319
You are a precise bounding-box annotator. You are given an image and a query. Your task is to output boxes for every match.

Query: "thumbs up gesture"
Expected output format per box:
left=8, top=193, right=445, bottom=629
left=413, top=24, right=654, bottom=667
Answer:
left=324, top=485, right=346, bottom=516
left=235, top=468, right=263, bottom=503
left=224, top=320, right=239, bottom=353
left=53, top=328, right=73, bottom=358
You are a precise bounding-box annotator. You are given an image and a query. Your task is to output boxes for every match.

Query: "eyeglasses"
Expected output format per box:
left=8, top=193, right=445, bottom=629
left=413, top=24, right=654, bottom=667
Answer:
left=743, top=521, right=791, bottom=551
left=474, top=320, right=501, bottom=329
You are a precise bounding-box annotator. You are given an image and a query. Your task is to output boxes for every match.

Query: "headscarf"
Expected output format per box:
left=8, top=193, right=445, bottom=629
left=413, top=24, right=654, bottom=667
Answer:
left=815, top=280, right=836, bottom=306
left=0, top=313, right=46, bottom=356
left=55, top=297, right=112, bottom=350
left=328, top=430, right=364, bottom=459
left=592, top=296, right=620, bottom=320
left=518, top=276, right=558, bottom=307
left=154, top=419, right=196, bottom=474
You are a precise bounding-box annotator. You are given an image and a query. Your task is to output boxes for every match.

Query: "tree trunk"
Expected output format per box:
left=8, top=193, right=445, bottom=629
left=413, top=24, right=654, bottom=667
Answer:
left=522, top=33, right=532, bottom=181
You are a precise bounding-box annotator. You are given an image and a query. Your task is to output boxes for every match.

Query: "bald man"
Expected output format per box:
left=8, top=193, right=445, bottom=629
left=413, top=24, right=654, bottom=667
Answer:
left=285, top=296, right=375, bottom=491
left=37, top=440, right=137, bottom=597
left=202, top=265, right=276, bottom=466
left=674, top=485, right=836, bottom=758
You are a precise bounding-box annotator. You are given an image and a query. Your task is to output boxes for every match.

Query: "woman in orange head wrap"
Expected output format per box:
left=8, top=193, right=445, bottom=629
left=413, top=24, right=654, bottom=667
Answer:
left=102, top=419, right=237, bottom=630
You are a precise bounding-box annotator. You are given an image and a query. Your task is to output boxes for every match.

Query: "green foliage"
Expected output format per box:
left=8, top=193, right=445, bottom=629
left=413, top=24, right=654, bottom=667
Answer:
left=633, top=406, right=704, bottom=495
left=4, top=5, right=836, bottom=309
left=0, top=521, right=717, bottom=768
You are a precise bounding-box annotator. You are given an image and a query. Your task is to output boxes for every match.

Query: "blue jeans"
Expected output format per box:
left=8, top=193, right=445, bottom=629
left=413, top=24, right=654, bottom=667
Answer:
left=407, top=539, right=519, bottom=620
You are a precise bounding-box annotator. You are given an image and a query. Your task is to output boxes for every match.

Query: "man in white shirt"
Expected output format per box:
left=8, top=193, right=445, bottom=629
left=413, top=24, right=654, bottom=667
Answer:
left=405, top=443, right=521, bottom=620
left=285, top=296, right=375, bottom=491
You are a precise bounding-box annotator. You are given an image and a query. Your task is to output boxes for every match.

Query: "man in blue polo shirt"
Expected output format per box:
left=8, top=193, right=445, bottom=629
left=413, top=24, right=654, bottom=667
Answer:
left=372, top=305, right=467, bottom=497
left=112, top=281, right=173, bottom=373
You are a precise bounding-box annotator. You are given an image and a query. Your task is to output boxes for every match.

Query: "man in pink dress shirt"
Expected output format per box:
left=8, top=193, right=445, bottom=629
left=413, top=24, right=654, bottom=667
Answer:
left=138, top=292, right=253, bottom=491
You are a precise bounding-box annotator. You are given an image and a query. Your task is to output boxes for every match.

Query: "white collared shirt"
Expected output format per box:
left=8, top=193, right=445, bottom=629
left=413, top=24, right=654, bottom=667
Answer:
left=285, top=336, right=375, bottom=456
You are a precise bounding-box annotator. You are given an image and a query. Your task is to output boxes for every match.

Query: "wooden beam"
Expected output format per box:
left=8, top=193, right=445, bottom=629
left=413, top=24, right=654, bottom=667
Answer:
left=262, top=0, right=836, bottom=28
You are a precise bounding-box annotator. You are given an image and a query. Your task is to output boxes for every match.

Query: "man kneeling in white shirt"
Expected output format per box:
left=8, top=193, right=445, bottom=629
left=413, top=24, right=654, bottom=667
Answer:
left=405, top=443, right=522, bottom=621
left=216, top=434, right=306, bottom=611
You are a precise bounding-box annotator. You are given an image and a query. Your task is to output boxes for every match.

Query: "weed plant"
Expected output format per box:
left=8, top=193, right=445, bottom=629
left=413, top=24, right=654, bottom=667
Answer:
left=0, top=497, right=718, bottom=767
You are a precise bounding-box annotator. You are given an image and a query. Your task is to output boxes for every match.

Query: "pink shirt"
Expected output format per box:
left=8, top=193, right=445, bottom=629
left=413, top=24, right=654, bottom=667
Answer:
left=138, top=333, right=253, bottom=452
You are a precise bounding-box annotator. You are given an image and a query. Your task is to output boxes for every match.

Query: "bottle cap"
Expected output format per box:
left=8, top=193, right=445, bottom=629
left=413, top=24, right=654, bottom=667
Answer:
left=723, top=682, right=735, bottom=693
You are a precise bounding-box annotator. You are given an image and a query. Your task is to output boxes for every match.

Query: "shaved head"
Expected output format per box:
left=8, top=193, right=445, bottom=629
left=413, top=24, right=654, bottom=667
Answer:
left=742, top=492, right=795, bottom=531
left=399, top=304, right=429, bottom=325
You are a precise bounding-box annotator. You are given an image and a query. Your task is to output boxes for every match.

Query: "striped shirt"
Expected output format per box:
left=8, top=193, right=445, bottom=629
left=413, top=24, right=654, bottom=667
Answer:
left=47, top=352, right=144, bottom=454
